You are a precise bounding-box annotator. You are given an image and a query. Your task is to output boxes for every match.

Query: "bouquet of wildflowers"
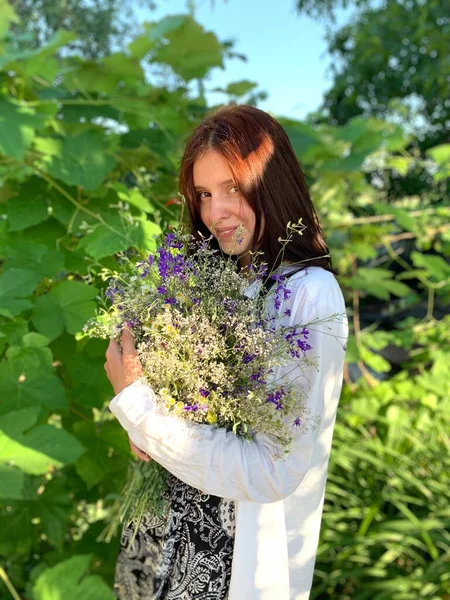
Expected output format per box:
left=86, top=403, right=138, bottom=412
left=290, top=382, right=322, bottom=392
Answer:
left=84, top=223, right=338, bottom=541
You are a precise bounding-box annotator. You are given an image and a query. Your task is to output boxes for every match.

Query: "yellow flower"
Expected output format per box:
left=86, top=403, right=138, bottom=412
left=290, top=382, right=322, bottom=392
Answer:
left=165, top=324, right=179, bottom=337
left=206, top=411, right=217, bottom=424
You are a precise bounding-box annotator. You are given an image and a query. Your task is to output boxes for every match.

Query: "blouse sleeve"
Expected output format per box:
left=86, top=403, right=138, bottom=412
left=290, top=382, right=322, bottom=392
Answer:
left=109, top=270, right=348, bottom=503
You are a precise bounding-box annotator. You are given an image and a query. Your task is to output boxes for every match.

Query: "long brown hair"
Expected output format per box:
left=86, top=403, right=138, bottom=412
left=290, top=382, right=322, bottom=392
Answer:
left=178, top=104, right=334, bottom=276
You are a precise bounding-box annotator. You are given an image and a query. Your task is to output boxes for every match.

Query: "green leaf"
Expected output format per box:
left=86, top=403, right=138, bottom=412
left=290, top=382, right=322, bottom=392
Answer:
left=7, top=189, right=49, bottom=231
left=0, top=316, right=28, bottom=353
left=78, top=215, right=161, bottom=260
left=386, top=156, right=412, bottom=176
left=36, top=477, right=72, bottom=551
left=219, top=80, right=258, bottom=97
left=0, top=0, right=19, bottom=39
left=62, top=52, right=143, bottom=95
left=0, top=407, right=85, bottom=475
left=33, top=555, right=116, bottom=600
left=0, top=464, right=24, bottom=499
left=76, top=215, right=137, bottom=260
left=128, top=15, right=188, bottom=58
left=374, top=203, right=417, bottom=233
left=115, top=185, right=155, bottom=213
left=36, top=131, right=116, bottom=190
left=152, top=15, right=224, bottom=81
left=350, top=268, right=412, bottom=300
left=0, top=357, right=67, bottom=414
left=0, top=307, right=15, bottom=320
left=0, top=99, right=44, bottom=160
left=281, top=119, right=324, bottom=160
left=33, top=280, right=98, bottom=340
left=426, top=144, right=450, bottom=166
left=345, top=335, right=360, bottom=362
left=411, top=252, right=450, bottom=282
left=3, top=240, right=65, bottom=278
left=0, top=267, right=42, bottom=297
left=360, top=346, right=391, bottom=373
left=73, top=422, right=114, bottom=488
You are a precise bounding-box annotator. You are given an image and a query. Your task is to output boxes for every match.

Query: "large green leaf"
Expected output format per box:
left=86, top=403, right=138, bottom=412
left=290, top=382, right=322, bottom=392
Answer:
left=0, top=99, right=44, bottom=160
left=32, top=280, right=98, bottom=340
left=0, top=357, right=67, bottom=414
left=0, top=0, right=19, bottom=39
left=411, top=252, right=450, bottom=283
left=0, top=464, right=25, bottom=499
left=36, top=131, right=116, bottom=190
left=0, top=267, right=42, bottom=297
left=0, top=267, right=41, bottom=316
left=77, top=214, right=160, bottom=260
left=62, top=53, right=144, bottom=95
left=152, top=15, right=224, bottom=81
left=0, top=30, right=76, bottom=74
left=3, top=240, right=65, bottom=278
left=350, top=268, right=412, bottom=300
left=128, top=15, right=188, bottom=58
left=7, top=188, right=49, bottom=231
left=33, top=554, right=115, bottom=600
left=214, top=80, right=258, bottom=97
left=426, top=144, right=450, bottom=166
left=0, top=407, right=85, bottom=475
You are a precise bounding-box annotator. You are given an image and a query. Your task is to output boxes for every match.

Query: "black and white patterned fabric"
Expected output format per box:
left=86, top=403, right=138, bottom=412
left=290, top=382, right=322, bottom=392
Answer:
left=113, top=473, right=236, bottom=600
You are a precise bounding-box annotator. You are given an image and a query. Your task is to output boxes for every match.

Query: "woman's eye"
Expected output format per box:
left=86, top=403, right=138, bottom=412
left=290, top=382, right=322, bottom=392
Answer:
left=197, top=192, right=209, bottom=200
left=229, top=185, right=238, bottom=193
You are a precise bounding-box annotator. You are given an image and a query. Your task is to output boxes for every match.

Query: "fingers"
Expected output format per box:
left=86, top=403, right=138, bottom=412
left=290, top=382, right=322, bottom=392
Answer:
left=106, top=338, right=122, bottom=361
left=121, top=328, right=137, bottom=356
left=129, top=438, right=151, bottom=462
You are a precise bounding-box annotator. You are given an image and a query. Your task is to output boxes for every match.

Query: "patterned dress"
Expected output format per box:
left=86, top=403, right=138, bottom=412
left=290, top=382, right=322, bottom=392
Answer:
left=113, top=473, right=236, bottom=600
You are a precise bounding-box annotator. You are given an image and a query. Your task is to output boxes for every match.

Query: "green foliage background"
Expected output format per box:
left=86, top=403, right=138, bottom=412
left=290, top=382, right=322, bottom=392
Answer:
left=0, top=2, right=449, bottom=598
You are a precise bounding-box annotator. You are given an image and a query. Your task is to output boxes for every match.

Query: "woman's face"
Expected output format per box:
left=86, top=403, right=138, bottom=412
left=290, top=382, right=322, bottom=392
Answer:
left=193, top=151, right=260, bottom=267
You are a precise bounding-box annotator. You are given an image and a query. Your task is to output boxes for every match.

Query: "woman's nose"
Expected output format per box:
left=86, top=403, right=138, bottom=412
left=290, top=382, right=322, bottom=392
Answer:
left=206, top=196, right=230, bottom=224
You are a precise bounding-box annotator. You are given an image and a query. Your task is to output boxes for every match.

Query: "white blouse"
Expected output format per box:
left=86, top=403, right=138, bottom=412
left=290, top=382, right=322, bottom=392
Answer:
left=110, top=266, right=349, bottom=599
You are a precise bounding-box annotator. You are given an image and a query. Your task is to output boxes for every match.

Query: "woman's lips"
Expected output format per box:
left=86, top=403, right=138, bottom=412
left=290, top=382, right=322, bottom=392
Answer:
left=216, top=227, right=238, bottom=239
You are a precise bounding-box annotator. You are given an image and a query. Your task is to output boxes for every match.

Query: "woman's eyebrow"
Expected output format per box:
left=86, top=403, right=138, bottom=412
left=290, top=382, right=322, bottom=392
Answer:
left=194, top=179, right=234, bottom=190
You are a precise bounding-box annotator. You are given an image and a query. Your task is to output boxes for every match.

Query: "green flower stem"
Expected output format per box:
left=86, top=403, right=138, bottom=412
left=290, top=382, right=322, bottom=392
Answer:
left=32, top=167, right=124, bottom=238
left=0, top=567, right=21, bottom=600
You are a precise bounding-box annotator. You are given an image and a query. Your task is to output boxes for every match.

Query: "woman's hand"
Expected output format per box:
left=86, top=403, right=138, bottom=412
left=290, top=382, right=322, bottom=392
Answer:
left=104, top=328, right=144, bottom=395
left=129, top=437, right=151, bottom=462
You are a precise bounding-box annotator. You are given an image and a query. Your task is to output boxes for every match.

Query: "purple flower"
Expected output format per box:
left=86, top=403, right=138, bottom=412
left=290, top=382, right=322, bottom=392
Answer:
left=105, top=287, right=117, bottom=301
left=293, top=417, right=302, bottom=427
left=250, top=369, right=266, bottom=384
left=165, top=233, right=183, bottom=249
left=157, top=286, right=167, bottom=294
left=297, top=339, right=312, bottom=352
left=199, top=388, right=210, bottom=397
left=266, top=388, right=285, bottom=410
left=284, top=308, right=291, bottom=317
left=165, top=297, right=177, bottom=305
left=243, top=352, right=256, bottom=364
left=184, top=404, right=199, bottom=412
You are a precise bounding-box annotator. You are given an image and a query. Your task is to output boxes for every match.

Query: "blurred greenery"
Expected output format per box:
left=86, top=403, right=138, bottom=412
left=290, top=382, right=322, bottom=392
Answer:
left=0, top=0, right=449, bottom=598
left=8, top=0, right=158, bottom=59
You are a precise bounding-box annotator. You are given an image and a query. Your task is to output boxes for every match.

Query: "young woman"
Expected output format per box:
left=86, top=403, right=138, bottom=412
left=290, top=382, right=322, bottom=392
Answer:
left=105, top=105, right=348, bottom=600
